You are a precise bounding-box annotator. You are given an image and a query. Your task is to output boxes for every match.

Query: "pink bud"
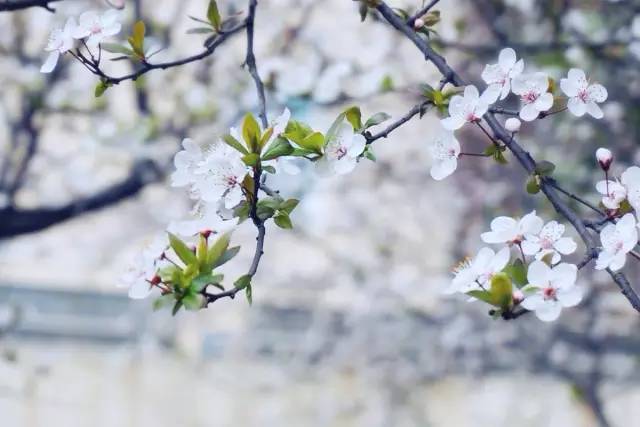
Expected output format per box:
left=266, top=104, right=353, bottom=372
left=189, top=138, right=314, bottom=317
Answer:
left=414, top=18, right=425, bottom=29
left=200, top=229, right=212, bottom=239
left=150, top=275, right=161, bottom=285
left=596, top=148, right=613, bottom=171
left=505, top=118, right=521, bottom=133
left=512, top=290, right=524, bottom=304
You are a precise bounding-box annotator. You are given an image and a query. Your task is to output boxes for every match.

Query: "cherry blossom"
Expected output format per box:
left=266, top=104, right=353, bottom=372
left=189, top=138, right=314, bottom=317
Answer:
left=73, top=10, right=122, bottom=48
left=194, top=142, right=248, bottom=208
left=263, top=108, right=301, bottom=175
left=505, top=117, right=521, bottom=133
left=171, top=138, right=205, bottom=189
left=481, top=211, right=543, bottom=246
left=560, top=68, right=608, bottom=119
left=316, top=123, right=366, bottom=175
left=427, top=130, right=460, bottom=181
left=521, top=261, right=582, bottom=322
left=481, top=47, right=524, bottom=101
left=119, top=234, right=168, bottom=299
left=167, top=201, right=237, bottom=237
left=511, top=72, right=554, bottom=121
left=596, top=166, right=640, bottom=211
left=522, top=220, right=577, bottom=264
left=440, top=85, right=494, bottom=130
left=595, top=213, right=638, bottom=271
left=445, top=247, right=510, bottom=295
left=595, top=147, right=613, bottom=171
left=40, top=18, right=77, bottom=73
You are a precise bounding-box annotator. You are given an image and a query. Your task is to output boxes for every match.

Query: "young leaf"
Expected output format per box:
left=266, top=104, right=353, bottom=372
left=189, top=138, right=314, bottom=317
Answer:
left=128, top=20, right=146, bottom=58
left=490, top=272, right=513, bottom=310
left=192, top=273, right=224, bottom=292
left=297, top=132, right=324, bottom=154
left=101, top=43, right=135, bottom=56
left=535, top=160, right=556, bottom=176
left=234, top=274, right=251, bottom=290
left=207, top=0, right=222, bottom=32
left=245, top=284, right=253, bottom=305
left=503, top=259, right=527, bottom=287
left=95, top=80, right=111, bottom=98
left=242, top=113, right=261, bottom=152
left=274, top=212, right=293, bottom=229
left=171, top=301, right=183, bottom=316
left=168, top=233, right=197, bottom=265
left=187, top=27, right=215, bottom=34
left=153, top=294, right=175, bottom=311
left=283, top=120, right=313, bottom=145
left=206, top=232, right=231, bottom=269
left=344, top=106, right=363, bottom=131
left=279, top=198, right=299, bottom=214
left=261, top=136, right=293, bottom=160
left=364, top=112, right=391, bottom=129
left=242, top=153, right=260, bottom=167
left=223, top=133, right=249, bottom=155
left=213, top=246, right=240, bottom=268
left=526, top=175, right=541, bottom=194
left=182, top=293, right=204, bottom=311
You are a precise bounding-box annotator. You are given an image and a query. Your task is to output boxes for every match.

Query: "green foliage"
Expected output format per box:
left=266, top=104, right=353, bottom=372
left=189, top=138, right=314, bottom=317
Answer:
left=261, top=137, right=293, bottom=161
left=94, top=80, right=111, bottom=98
left=503, top=259, right=527, bottom=287
left=484, top=144, right=508, bottom=164
left=242, top=113, right=261, bottom=153
left=467, top=272, right=513, bottom=311
left=364, top=112, right=391, bottom=129
left=168, top=233, right=197, bottom=265
left=223, top=133, right=249, bottom=155
left=274, top=212, right=293, bottom=229
left=234, top=274, right=251, bottom=290
left=207, top=0, right=222, bottom=32
left=535, top=160, right=556, bottom=176
left=344, top=106, right=363, bottom=131
left=101, top=43, right=135, bottom=56
left=128, top=21, right=146, bottom=59
left=526, top=175, right=541, bottom=194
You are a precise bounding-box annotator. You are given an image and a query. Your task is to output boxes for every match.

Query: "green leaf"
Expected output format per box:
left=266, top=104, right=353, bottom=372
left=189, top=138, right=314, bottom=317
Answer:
left=171, top=301, right=183, bottom=316
left=158, top=265, right=181, bottom=283
left=242, top=153, right=260, bottom=167
left=283, top=120, right=314, bottom=145
left=274, top=212, right=293, bottom=229
left=344, top=106, right=363, bottom=131
left=363, top=146, right=376, bottom=162
left=490, top=272, right=513, bottom=310
left=95, top=80, right=110, bottom=98
left=259, top=127, right=274, bottom=150
left=245, top=284, right=253, bottom=305
left=261, top=137, right=293, bottom=160
left=467, top=290, right=496, bottom=306
left=182, top=293, right=204, bottom=311
left=262, top=165, right=276, bottom=174
left=192, top=273, right=224, bottom=292
left=101, top=43, right=135, bottom=56
left=504, top=259, right=527, bottom=287
left=187, top=27, right=215, bottom=34
left=526, top=175, right=541, bottom=194
left=279, top=198, right=299, bottom=214
left=297, top=132, right=324, bottom=154
left=223, top=133, right=249, bottom=155
left=234, top=274, right=251, bottom=290
left=364, top=112, right=391, bottom=129
left=234, top=201, right=251, bottom=223
left=128, top=20, right=146, bottom=57
left=242, top=113, right=261, bottom=153
left=168, top=233, right=197, bottom=265
left=213, top=246, right=240, bottom=268
left=325, top=113, right=345, bottom=143
left=153, top=294, right=175, bottom=311
left=206, top=232, right=231, bottom=269
left=535, top=160, right=556, bottom=176
left=207, top=0, right=222, bottom=31
left=256, top=204, right=276, bottom=220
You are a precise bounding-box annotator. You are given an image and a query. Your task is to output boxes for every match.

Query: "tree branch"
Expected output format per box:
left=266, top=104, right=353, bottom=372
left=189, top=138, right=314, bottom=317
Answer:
left=0, top=0, right=62, bottom=12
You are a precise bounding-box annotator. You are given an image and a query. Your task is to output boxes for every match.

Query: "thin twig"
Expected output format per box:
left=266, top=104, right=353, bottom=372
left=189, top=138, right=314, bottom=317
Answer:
left=406, top=0, right=440, bottom=28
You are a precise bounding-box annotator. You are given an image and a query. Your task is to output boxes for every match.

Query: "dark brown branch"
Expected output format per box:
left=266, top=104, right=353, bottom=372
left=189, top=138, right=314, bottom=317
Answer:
left=365, top=100, right=432, bottom=144
left=0, top=0, right=62, bottom=12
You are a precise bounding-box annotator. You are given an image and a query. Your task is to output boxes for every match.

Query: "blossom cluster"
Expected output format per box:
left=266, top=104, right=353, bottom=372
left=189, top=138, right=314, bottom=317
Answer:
left=41, top=10, right=122, bottom=73
left=428, top=47, right=608, bottom=181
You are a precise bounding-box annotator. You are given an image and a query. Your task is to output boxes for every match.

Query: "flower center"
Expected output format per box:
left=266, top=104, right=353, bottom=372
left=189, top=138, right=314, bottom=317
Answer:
left=225, top=175, right=238, bottom=187
left=543, top=286, right=557, bottom=301
left=577, top=89, right=589, bottom=103
left=91, top=24, right=102, bottom=34
left=540, top=237, right=554, bottom=250
left=521, top=91, right=538, bottom=104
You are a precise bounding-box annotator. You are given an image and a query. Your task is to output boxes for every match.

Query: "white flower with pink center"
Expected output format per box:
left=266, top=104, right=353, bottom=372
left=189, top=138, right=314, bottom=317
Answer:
left=521, top=261, right=582, bottom=322
left=445, top=247, right=510, bottom=295
left=428, top=130, right=460, bottom=180
left=315, top=122, right=366, bottom=175
left=440, top=85, right=494, bottom=131
left=481, top=47, right=524, bottom=102
left=40, top=18, right=77, bottom=73
left=511, top=72, right=554, bottom=121
left=481, top=211, right=543, bottom=246
left=596, top=166, right=640, bottom=211
left=171, top=138, right=205, bottom=190
left=167, top=201, right=237, bottom=237
left=595, top=213, right=638, bottom=271
left=194, top=142, right=248, bottom=208
left=119, top=234, right=168, bottom=299
left=560, top=68, right=607, bottom=119
left=522, top=220, right=577, bottom=264
left=73, top=10, right=122, bottom=48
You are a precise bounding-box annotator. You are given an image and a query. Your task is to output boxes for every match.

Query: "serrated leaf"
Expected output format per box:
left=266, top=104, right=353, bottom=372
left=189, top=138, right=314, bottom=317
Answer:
left=344, top=106, right=362, bottom=131
left=364, top=112, right=391, bottom=129
left=261, top=137, right=293, bottom=160
left=207, top=0, right=222, bottom=31
left=274, top=212, right=293, bottom=229
left=168, top=233, right=197, bottom=265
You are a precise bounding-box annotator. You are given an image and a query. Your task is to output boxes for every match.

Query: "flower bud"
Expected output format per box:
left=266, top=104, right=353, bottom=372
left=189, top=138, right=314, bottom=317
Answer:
left=505, top=118, right=521, bottom=133
left=200, top=229, right=212, bottom=239
left=596, top=147, right=613, bottom=171
left=150, top=275, right=161, bottom=285
left=512, top=289, right=524, bottom=304
left=414, top=18, right=425, bottom=29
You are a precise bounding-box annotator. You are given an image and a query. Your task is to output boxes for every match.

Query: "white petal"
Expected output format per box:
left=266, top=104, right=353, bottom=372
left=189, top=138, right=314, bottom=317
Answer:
left=527, top=260, right=550, bottom=287
left=519, top=103, right=539, bottom=121
left=521, top=294, right=544, bottom=311
left=554, top=237, right=577, bottom=255
left=520, top=211, right=543, bottom=235
left=550, top=263, right=577, bottom=290
left=334, top=158, right=357, bottom=175
left=440, top=116, right=465, bottom=131
left=498, top=47, right=517, bottom=68
left=482, top=84, right=502, bottom=104
left=347, top=134, right=366, bottom=157
left=128, top=279, right=153, bottom=299
left=535, top=301, right=562, bottom=322
left=560, top=78, right=579, bottom=97
left=521, top=239, right=541, bottom=256
left=558, top=286, right=583, bottom=307
left=567, top=97, right=587, bottom=117
left=40, top=51, right=59, bottom=73
left=489, top=247, right=511, bottom=272
left=430, top=158, right=457, bottom=180
left=621, top=166, right=640, bottom=187
left=534, top=92, right=554, bottom=112
left=567, top=68, right=587, bottom=88
left=595, top=250, right=614, bottom=270
left=464, top=85, right=480, bottom=100
left=587, top=84, right=607, bottom=103
left=586, top=102, right=603, bottom=119
left=609, top=252, right=627, bottom=271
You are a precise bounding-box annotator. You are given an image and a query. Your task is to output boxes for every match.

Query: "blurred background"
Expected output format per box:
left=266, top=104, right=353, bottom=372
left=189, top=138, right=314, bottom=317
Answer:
left=1, top=0, right=640, bottom=426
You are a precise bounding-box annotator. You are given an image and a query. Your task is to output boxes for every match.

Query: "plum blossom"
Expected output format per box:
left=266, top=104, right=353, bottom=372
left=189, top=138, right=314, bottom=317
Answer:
left=511, top=72, right=554, bottom=121
left=522, top=220, right=577, bottom=264
left=427, top=130, right=460, bottom=180
left=481, top=47, right=524, bottom=101
left=316, top=123, right=366, bottom=175
left=505, top=117, right=521, bottom=133
left=481, top=211, right=543, bottom=246
left=521, top=261, right=582, bottom=322
left=171, top=138, right=204, bottom=190
left=595, top=147, right=613, bottom=171
left=119, top=234, right=168, bottom=299
left=596, top=166, right=640, bottom=211
left=263, top=108, right=301, bottom=175
left=73, top=10, right=122, bottom=48
left=560, top=68, right=608, bottom=119
left=167, top=201, right=237, bottom=237
left=194, top=142, right=248, bottom=208
left=440, top=85, right=493, bottom=130
left=595, top=213, right=638, bottom=271
left=40, top=18, right=77, bottom=73
left=445, top=247, right=510, bottom=295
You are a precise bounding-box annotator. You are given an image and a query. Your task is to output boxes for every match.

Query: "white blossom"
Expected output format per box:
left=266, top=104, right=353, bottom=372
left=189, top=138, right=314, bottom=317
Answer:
left=316, top=123, right=366, bottom=176
left=73, top=10, right=122, bottom=48
left=194, top=142, right=248, bottom=208
left=440, top=85, right=493, bottom=130
left=595, top=213, right=638, bottom=271
left=445, top=247, right=510, bottom=294
left=596, top=166, right=640, bottom=211
left=481, top=47, right=524, bottom=102
left=595, top=147, right=613, bottom=171
left=511, top=72, right=554, bottom=121
left=167, top=201, right=237, bottom=237
left=521, top=261, right=582, bottom=322
left=560, top=68, right=608, bottom=119
left=171, top=138, right=204, bottom=189
left=505, top=117, right=521, bottom=132
left=119, top=234, right=168, bottom=299
left=40, top=18, right=77, bottom=73
left=263, top=108, right=300, bottom=175
left=522, top=220, right=577, bottom=264
left=427, top=130, right=460, bottom=181
left=481, top=211, right=543, bottom=245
